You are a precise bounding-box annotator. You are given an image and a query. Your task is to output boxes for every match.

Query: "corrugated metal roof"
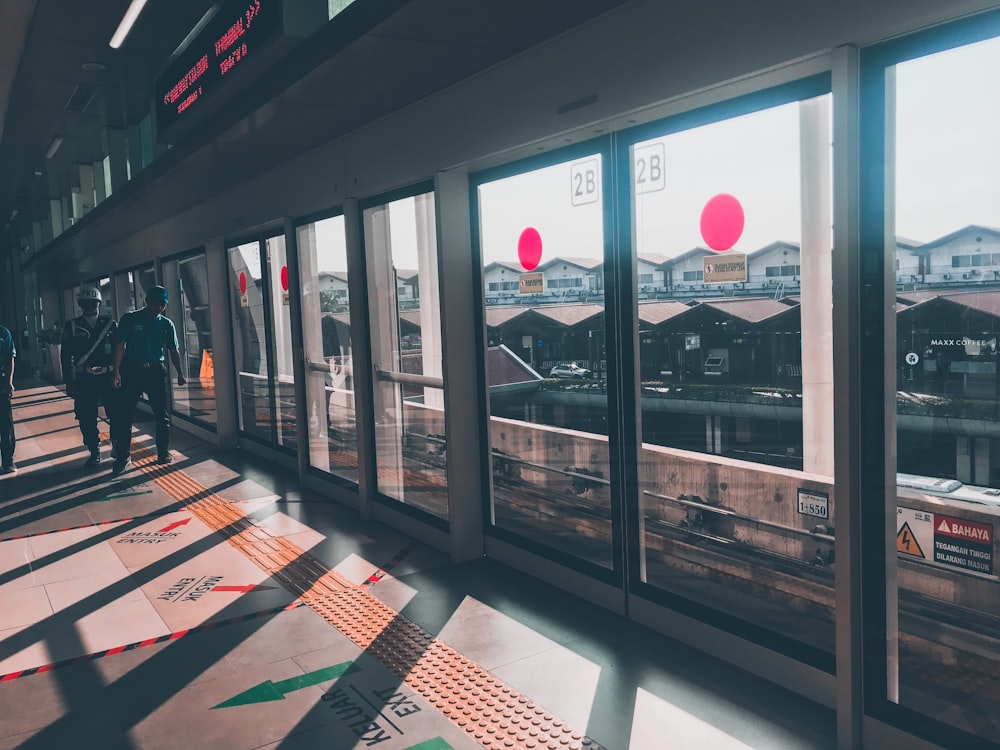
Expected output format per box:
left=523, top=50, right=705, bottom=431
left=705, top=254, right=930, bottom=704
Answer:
left=637, top=252, right=669, bottom=266
left=537, top=256, right=603, bottom=272
left=533, top=303, right=604, bottom=327
left=911, top=224, right=1000, bottom=252
left=485, top=306, right=532, bottom=327
left=637, top=300, right=691, bottom=325
left=399, top=310, right=423, bottom=327
left=486, top=345, right=543, bottom=387
left=897, top=289, right=1000, bottom=318
left=485, top=260, right=527, bottom=272
left=698, top=297, right=792, bottom=323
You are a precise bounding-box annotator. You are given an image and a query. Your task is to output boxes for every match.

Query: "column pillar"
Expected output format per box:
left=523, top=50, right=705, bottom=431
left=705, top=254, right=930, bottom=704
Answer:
left=800, top=94, right=835, bottom=477
left=436, top=168, right=484, bottom=561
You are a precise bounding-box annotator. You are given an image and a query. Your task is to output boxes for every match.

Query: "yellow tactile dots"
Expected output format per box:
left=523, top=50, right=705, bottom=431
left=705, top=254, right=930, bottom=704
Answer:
left=135, top=457, right=606, bottom=750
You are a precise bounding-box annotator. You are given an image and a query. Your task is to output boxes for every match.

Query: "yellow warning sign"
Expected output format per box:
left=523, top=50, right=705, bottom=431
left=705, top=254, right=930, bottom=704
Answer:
left=897, top=522, right=925, bottom=558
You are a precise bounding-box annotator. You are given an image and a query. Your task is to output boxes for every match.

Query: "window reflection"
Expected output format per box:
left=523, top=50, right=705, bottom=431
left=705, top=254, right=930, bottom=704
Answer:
left=161, top=253, right=217, bottom=428
left=633, top=96, right=836, bottom=655
left=364, top=192, right=449, bottom=519
left=266, top=236, right=296, bottom=449
left=298, top=215, right=358, bottom=483
left=477, top=155, right=613, bottom=567
left=229, top=240, right=270, bottom=442
left=888, top=36, right=1000, bottom=743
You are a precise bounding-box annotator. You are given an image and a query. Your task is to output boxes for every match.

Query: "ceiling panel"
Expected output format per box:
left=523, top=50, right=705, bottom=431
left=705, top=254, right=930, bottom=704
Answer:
left=3, top=0, right=630, bottom=267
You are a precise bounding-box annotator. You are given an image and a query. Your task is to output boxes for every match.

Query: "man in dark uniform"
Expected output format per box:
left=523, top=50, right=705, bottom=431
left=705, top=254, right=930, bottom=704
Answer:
left=110, top=285, right=186, bottom=475
left=61, top=286, right=117, bottom=467
left=0, top=323, right=15, bottom=475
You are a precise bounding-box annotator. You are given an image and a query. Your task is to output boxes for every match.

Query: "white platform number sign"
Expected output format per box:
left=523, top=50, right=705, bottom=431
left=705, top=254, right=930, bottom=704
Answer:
left=570, top=158, right=601, bottom=206
left=797, top=488, right=829, bottom=519
left=633, top=142, right=665, bottom=194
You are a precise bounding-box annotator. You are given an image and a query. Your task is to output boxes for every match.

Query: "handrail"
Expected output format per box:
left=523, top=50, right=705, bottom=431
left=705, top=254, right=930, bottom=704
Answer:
left=306, top=357, right=354, bottom=376
left=375, top=366, right=443, bottom=388
left=492, top=450, right=611, bottom=485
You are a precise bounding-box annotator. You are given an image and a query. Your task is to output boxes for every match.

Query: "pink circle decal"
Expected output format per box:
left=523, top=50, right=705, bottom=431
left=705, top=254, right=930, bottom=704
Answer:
left=280, top=265, right=289, bottom=291
left=700, top=194, right=745, bottom=252
left=239, top=271, right=247, bottom=295
left=517, top=227, right=543, bottom=271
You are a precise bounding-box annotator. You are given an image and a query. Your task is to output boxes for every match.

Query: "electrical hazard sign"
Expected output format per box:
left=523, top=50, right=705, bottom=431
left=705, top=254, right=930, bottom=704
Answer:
left=897, top=522, right=925, bottom=558
left=933, top=515, right=993, bottom=574
left=896, top=507, right=933, bottom=560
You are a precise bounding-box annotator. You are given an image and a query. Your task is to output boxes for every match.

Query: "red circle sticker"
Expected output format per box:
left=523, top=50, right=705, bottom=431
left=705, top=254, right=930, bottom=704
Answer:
left=280, top=266, right=289, bottom=291
left=517, top=227, right=543, bottom=271
left=239, top=271, right=247, bottom=295
left=700, top=193, right=745, bottom=252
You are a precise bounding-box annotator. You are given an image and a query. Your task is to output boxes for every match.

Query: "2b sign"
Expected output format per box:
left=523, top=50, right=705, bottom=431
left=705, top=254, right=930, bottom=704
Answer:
left=634, top=142, right=665, bottom=194
left=570, top=158, right=601, bottom=206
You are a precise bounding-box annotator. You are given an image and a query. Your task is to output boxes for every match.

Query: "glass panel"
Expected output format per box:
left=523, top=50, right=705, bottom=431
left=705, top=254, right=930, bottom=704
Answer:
left=363, top=192, right=448, bottom=520
left=633, top=96, right=835, bottom=654
left=228, top=241, right=270, bottom=441
left=889, top=37, right=1000, bottom=742
left=266, top=235, right=296, bottom=449
left=113, top=272, right=137, bottom=315
left=477, top=155, right=612, bottom=567
left=61, top=286, right=78, bottom=324
left=298, top=215, right=358, bottom=483
left=96, top=277, right=113, bottom=319
left=161, top=254, right=217, bottom=428
left=135, top=266, right=156, bottom=309
left=327, top=0, right=357, bottom=20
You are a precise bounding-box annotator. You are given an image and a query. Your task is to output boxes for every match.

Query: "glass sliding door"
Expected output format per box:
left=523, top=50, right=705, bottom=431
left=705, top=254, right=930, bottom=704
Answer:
left=627, top=84, right=836, bottom=662
left=864, top=20, right=1000, bottom=746
left=297, top=213, right=358, bottom=484
left=266, top=235, right=297, bottom=450
left=363, top=190, right=449, bottom=521
left=135, top=265, right=156, bottom=308
left=475, top=151, right=614, bottom=570
left=229, top=239, right=272, bottom=444
left=161, top=252, right=217, bottom=429
left=112, top=271, right=136, bottom=315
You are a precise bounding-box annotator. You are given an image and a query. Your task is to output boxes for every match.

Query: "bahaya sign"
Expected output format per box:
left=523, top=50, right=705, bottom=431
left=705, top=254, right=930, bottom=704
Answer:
left=519, top=273, right=543, bottom=295
left=703, top=253, right=747, bottom=283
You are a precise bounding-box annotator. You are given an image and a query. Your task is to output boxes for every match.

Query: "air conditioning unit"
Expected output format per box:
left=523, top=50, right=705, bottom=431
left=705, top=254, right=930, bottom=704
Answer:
left=943, top=273, right=951, bottom=280
left=963, top=273, right=970, bottom=279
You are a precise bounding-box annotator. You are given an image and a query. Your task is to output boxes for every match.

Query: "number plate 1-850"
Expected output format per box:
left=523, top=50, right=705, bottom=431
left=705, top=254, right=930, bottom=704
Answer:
left=797, top=489, right=829, bottom=519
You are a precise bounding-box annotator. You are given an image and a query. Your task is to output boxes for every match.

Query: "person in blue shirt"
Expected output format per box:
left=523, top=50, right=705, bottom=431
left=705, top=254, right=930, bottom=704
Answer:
left=110, top=286, right=186, bottom=475
left=0, top=324, right=15, bottom=475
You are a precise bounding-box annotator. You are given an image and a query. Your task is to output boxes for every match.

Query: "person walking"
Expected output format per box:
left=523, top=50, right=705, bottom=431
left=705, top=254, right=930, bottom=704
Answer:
left=61, top=286, right=117, bottom=467
left=110, top=285, right=186, bottom=475
left=0, top=323, right=15, bottom=475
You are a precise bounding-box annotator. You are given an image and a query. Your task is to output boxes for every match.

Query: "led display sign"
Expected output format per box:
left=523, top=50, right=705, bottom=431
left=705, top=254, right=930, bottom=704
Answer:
left=155, top=0, right=283, bottom=138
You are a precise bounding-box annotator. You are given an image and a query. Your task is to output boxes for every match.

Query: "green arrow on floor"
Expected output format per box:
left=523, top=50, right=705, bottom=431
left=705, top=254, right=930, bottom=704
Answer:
left=403, top=740, right=455, bottom=750
left=212, top=660, right=358, bottom=708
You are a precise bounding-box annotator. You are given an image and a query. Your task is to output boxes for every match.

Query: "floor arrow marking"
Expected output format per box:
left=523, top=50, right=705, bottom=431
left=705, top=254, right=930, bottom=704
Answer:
left=158, top=518, right=191, bottom=533
left=212, top=660, right=357, bottom=708
left=403, top=739, right=455, bottom=750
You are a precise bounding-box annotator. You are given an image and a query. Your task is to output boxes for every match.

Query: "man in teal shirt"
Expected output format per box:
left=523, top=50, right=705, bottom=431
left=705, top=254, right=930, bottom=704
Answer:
left=110, top=286, right=186, bottom=475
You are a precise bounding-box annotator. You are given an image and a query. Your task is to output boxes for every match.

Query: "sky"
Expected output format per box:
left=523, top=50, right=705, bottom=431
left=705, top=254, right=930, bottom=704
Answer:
left=253, top=34, right=1000, bottom=276
left=895, top=35, right=1000, bottom=242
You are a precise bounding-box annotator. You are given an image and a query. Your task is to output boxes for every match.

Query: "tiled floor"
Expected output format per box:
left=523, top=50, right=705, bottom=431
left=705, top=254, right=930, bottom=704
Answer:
left=0, top=383, right=836, bottom=750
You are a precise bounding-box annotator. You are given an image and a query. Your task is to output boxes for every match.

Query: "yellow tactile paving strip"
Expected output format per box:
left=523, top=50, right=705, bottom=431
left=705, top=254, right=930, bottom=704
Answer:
left=135, top=456, right=605, bottom=750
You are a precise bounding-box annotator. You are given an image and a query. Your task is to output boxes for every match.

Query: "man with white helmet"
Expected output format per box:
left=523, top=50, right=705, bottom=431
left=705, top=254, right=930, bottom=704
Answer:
left=61, top=286, right=118, bottom=467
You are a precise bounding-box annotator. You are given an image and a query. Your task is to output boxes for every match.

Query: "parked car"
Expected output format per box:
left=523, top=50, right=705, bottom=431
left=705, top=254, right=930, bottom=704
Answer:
left=549, top=362, right=592, bottom=379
